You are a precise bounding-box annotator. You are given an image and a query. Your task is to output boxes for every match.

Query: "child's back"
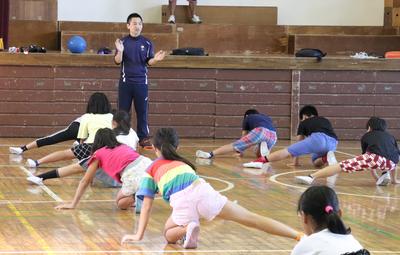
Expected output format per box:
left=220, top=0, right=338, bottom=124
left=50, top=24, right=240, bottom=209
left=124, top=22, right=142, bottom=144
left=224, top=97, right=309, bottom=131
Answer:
left=298, top=116, right=337, bottom=140
left=361, top=130, right=399, bottom=164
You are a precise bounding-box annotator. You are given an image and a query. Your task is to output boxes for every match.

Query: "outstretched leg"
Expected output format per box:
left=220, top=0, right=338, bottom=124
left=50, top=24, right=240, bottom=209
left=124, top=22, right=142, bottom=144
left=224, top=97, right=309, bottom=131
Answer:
left=217, top=200, right=299, bottom=239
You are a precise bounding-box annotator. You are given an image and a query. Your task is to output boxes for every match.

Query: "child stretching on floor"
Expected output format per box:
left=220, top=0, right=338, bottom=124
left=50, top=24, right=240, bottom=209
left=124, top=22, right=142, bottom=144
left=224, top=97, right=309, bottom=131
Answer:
left=27, top=110, right=140, bottom=187
left=55, top=128, right=152, bottom=210
left=25, top=92, right=112, bottom=168
left=295, top=117, right=400, bottom=186
left=8, top=92, right=109, bottom=156
left=196, top=109, right=277, bottom=168
left=291, top=185, right=368, bottom=255
left=121, top=128, right=302, bottom=248
left=245, top=105, right=338, bottom=168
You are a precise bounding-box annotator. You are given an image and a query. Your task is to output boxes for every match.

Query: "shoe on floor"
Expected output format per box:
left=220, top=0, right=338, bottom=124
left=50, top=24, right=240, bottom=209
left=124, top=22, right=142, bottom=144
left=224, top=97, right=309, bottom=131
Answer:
left=260, top=141, right=270, bottom=157
left=27, top=176, right=43, bottom=185
left=376, top=171, right=391, bottom=186
left=191, top=15, right=202, bottom=24
left=168, top=15, right=176, bottom=24
left=182, top=222, right=200, bottom=249
left=242, top=156, right=267, bottom=168
left=139, top=138, right=153, bottom=150
left=327, top=151, right=337, bottom=166
left=9, top=146, right=23, bottom=155
left=295, top=175, right=314, bottom=185
left=196, top=150, right=211, bottom=159
left=26, top=159, right=39, bottom=168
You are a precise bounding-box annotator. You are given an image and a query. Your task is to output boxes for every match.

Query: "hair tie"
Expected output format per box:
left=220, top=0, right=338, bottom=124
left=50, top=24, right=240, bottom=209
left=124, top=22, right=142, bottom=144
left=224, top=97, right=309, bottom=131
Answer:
left=325, top=205, right=334, bottom=214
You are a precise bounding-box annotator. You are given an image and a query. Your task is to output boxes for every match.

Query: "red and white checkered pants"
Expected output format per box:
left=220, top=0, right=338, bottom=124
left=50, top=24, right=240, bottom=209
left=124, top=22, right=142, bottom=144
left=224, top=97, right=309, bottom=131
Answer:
left=339, top=152, right=396, bottom=173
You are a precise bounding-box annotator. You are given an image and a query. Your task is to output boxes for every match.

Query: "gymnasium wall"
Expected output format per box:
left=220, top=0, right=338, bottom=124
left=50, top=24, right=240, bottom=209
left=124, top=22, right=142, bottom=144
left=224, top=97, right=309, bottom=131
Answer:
left=57, top=0, right=383, bottom=26
left=1, top=55, right=400, bottom=141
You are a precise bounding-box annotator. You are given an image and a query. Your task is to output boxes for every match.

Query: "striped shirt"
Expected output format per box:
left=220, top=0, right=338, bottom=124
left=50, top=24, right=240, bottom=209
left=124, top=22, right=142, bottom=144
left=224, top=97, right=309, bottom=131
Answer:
left=136, top=159, right=199, bottom=202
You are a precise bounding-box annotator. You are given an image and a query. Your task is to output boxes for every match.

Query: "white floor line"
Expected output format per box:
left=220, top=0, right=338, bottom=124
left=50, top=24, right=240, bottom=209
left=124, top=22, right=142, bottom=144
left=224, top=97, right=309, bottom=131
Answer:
left=19, top=166, right=63, bottom=202
left=0, top=250, right=397, bottom=254
left=0, top=199, right=115, bottom=205
left=0, top=250, right=293, bottom=254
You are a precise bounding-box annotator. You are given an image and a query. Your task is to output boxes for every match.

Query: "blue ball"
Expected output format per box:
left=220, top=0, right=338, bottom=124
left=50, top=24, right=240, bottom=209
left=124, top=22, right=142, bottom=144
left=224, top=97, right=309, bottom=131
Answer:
left=67, top=36, right=87, bottom=53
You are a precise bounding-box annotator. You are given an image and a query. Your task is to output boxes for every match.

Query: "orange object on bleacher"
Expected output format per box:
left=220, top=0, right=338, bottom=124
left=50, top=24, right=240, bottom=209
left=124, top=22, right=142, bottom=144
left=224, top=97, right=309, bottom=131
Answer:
left=385, top=51, right=400, bottom=58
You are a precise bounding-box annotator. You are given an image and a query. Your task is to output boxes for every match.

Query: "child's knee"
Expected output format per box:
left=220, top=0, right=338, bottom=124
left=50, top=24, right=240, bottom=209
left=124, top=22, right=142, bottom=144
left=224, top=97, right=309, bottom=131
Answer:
left=117, top=196, right=134, bottom=210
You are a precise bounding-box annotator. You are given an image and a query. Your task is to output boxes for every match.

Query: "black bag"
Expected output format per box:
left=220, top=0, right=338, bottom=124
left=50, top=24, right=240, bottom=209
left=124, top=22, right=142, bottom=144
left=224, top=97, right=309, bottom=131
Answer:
left=295, top=48, right=326, bottom=61
left=171, top=47, right=207, bottom=56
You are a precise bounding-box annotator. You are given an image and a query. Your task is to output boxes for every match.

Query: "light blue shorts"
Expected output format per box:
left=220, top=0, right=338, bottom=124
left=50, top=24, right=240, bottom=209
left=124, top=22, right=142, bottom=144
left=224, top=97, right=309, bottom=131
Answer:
left=287, top=132, right=338, bottom=161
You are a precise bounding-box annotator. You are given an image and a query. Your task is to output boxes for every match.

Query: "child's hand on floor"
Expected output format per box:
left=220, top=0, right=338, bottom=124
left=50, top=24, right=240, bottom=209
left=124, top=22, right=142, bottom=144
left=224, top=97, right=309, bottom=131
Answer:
left=121, top=233, right=142, bottom=244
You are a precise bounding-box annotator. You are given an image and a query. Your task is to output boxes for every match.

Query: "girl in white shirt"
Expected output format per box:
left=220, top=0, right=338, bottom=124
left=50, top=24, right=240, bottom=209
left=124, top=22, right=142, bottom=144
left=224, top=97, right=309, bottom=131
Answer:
left=291, top=186, right=369, bottom=255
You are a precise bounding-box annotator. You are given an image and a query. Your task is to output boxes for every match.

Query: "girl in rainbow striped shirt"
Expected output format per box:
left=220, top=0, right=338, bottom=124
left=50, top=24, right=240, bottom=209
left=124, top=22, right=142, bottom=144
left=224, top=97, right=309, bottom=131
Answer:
left=121, top=128, right=302, bottom=248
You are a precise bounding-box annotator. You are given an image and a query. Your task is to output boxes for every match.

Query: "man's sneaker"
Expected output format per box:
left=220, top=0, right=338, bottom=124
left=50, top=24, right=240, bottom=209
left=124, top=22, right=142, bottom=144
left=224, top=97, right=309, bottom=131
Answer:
left=182, top=222, right=200, bottom=249
left=327, top=151, right=337, bottom=166
left=196, top=150, right=211, bottom=159
left=9, top=146, right=23, bottom=155
left=26, top=159, right=39, bottom=168
left=135, top=195, right=142, bottom=214
left=295, top=175, right=314, bottom=185
left=168, top=15, right=176, bottom=24
left=191, top=15, right=202, bottom=24
left=139, top=138, right=153, bottom=150
left=27, top=176, right=43, bottom=185
left=376, top=171, right=391, bottom=186
left=242, top=156, right=267, bottom=168
left=260, top=141, right=270, bottom=157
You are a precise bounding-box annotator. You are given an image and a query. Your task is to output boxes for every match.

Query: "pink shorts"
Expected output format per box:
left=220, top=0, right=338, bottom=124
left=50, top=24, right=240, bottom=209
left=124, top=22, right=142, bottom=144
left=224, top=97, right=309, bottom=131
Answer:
left=169, top=179, right=228, bottom=226
left=339, top=152, right=396, bottom=173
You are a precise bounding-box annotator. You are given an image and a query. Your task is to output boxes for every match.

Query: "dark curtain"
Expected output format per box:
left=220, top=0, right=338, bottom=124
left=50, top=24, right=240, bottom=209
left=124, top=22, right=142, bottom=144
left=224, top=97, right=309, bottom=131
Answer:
left=0, top=0, right=9, bottom=49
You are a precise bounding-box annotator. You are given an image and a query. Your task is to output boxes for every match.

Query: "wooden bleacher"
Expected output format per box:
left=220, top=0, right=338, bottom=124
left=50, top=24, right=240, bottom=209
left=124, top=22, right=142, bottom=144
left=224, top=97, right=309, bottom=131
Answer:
left=161, top=5, right=277, bottom=25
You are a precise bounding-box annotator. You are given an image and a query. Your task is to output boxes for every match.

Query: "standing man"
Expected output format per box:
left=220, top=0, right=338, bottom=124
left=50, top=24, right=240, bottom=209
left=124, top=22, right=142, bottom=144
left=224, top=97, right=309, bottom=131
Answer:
left=114, top=13, right=165, bottom=149
left=168, top=0, right=202, bottom=24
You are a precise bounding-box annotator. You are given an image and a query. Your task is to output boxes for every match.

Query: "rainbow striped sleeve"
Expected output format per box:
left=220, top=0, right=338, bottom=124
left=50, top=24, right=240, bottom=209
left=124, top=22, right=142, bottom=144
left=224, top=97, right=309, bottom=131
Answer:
left=136, top=172, right=158, bottom=200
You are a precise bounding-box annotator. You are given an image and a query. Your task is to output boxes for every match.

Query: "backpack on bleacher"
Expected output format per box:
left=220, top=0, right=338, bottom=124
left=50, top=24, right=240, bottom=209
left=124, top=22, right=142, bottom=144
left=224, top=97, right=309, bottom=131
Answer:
left=171, top=47, right=207, bottom=56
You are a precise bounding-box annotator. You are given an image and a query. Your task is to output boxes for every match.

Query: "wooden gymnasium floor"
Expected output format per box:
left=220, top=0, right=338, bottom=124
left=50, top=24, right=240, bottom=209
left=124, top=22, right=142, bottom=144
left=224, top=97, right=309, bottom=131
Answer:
left=0, top=138, right=399, bottom=255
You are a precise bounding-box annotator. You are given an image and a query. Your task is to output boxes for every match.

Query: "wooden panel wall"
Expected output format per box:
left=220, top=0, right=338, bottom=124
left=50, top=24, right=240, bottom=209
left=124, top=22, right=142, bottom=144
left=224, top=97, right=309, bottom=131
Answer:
left=300, top=70, right=400, bottom=140
left=8, top=20, right=58, bottom=50
left=2, top=63, right=400, bottom=140
left=9, top=0, right=57, bottom=21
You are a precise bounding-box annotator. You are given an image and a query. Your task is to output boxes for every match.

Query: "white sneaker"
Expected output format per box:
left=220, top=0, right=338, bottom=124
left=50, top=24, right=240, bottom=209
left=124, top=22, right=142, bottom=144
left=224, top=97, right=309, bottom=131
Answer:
left=295, top=175, right=314, bottom=185
left=243, top=161, right=263, bottom=169
left=260, top=141, right=270, bottom=157
left=196, top=150, right=211, bottom=159
left=191, top=15, right=202, bottom=24
left=72, top=141, right=79, bottom=147
left=327, top=151, right=337, bottom=166
left=26, top=159, right=38, bottom=168
left=376, top=172, right=391, bottom=186
left=27, top=176, right=43, bottom=185
left=9, top=146, right=23, bottom=155
left=168, top=15, right=176, bottom=24
left=182, top=222, right=200, bottom=249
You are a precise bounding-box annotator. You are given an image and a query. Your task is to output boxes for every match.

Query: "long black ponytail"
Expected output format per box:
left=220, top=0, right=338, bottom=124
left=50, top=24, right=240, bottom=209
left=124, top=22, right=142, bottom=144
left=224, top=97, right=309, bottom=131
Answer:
left=153, top=128, right=196, bottom=171
left=298, top=185, right=350, bottom=235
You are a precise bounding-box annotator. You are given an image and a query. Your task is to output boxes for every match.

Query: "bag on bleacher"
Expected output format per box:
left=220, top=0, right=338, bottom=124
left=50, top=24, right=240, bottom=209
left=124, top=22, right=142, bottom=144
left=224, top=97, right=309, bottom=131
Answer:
left=171, top=47, right=207, bottom=56
left=295, top=48, right=326, bottom=61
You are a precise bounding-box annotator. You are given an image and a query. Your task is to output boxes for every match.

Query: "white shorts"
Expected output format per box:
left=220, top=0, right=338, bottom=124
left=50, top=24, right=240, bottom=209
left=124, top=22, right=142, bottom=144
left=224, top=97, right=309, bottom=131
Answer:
left=120, top=156, right=152, bottom=196
left=170, top=178, right=228, bottom=226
